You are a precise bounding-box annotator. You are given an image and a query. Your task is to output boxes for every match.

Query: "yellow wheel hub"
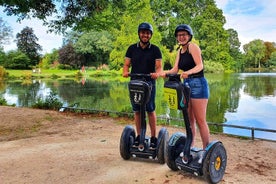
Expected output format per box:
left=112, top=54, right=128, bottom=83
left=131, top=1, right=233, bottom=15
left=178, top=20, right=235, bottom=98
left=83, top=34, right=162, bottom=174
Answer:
left=215, top=157, right=221, bottom=170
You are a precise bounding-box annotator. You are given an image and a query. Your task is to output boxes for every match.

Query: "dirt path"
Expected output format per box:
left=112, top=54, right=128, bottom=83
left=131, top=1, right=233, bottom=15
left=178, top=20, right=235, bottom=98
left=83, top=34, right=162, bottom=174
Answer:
left=0, top=106, right=275, bottom=184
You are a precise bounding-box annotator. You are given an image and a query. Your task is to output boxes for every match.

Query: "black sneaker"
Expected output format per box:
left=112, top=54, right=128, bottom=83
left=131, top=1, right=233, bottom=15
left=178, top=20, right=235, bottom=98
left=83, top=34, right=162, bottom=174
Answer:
left=150, top=136, right=157, bottom=149
left=134, top=135, right=140, bottom=146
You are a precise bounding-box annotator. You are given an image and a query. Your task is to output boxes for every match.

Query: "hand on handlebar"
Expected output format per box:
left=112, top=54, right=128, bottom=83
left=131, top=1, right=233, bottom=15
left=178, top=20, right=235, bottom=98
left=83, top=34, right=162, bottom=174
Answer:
left=180, top=72, right=189, bottom=79
left=159, top=72, right=167, bottom=78
left=150, top=72, right=160, bottom=79
left=122, top=72, right=129, bottom=78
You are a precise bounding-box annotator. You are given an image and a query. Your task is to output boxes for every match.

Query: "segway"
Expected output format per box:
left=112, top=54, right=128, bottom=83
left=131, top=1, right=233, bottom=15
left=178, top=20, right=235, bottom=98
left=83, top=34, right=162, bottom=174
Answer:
left=164, top=74, right=227, bottom=184
left=119, top=73, right=169, bottom=164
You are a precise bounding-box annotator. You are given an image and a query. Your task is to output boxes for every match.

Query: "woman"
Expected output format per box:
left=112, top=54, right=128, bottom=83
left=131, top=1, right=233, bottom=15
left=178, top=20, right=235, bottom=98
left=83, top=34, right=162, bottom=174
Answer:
left=160, top=24, right=210, bottom=149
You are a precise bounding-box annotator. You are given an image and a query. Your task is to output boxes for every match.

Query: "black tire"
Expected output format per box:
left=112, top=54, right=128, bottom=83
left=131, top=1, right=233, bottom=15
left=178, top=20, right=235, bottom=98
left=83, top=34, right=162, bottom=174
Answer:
left=157, top=128, right=169, bottom=164
left=203, top=142, right=227, bottom=184
left=119, top=125, right=135, bottom=160
left=165, top=132, right=186, bottom=171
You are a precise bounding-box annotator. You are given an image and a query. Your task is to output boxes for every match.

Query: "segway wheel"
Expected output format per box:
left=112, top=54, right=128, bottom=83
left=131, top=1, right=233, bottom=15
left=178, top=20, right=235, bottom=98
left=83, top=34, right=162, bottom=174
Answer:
left=165, top=132, right=186, bottom=171
left=203, top=142, right=227, bottom=184
left=157, top=128, right=169, bottom=164
left=119, top=125, right=135, bottom=160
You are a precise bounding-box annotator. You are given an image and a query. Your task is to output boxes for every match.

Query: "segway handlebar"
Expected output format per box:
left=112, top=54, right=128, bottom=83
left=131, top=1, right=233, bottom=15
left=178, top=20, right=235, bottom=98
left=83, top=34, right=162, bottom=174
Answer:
left=165, top=73, right=180, bottom=77
left=128, top=73, right=151, bottom=77
left=165, top=73, right=181, bottom=82
left=128, top=73, right=152, bottom=81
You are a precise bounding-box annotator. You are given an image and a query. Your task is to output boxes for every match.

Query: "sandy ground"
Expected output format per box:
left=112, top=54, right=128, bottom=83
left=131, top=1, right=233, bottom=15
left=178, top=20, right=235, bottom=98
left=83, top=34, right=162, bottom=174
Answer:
left=0, top=106, right=275, bottom=184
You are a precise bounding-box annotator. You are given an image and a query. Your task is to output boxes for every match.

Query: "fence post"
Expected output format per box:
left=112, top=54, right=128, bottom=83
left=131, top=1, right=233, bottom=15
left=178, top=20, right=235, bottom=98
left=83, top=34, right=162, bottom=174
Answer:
left=251, top=128, right=255, bottom=140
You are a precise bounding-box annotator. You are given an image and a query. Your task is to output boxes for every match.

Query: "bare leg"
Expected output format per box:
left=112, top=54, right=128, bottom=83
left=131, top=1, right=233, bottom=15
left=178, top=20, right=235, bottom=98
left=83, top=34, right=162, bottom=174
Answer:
left=147, top=111, right=156, bottom=137
left=190, top=98, right=209, bottom=149
left=188, top=102, right=196, bottom=147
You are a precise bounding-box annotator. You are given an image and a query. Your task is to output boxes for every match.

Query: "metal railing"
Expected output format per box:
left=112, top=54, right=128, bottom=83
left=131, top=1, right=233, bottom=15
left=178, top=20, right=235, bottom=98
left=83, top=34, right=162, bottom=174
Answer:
left=60, top=107, right=276, bottom=142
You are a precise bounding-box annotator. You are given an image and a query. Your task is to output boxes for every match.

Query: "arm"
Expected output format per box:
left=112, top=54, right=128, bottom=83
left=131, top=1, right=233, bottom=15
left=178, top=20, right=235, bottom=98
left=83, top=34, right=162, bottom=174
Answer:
left=159, top=50, right=180, bottom=78
left=151, top=59, right=162, bottom=79
left=122, top=57, right=131, bottom=77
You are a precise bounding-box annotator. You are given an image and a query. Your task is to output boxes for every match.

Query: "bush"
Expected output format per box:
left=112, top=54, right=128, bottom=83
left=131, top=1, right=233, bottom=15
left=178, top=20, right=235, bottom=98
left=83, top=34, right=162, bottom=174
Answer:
left=32, top=92, right=63, bottom=110
left=0, top=66, right=7, bottom=78
left=204, top=61, right=225, bottom=73
left=0, top=97, right=8, bottom=105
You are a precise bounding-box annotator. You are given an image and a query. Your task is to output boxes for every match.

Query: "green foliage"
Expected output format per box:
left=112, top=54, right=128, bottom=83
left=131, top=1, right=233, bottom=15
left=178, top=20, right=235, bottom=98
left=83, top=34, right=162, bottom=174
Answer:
left=0, top=97, right=8, bottom=105
left=204, top=61, right=224, bottom=73
left=0, top=65, right=8, bottom=78
left=74, top=30, right=114, bottom=67
left=243, top=39, right=266, bottom=68
left=4, top=50, right=31, bottom=69
left=268, top=51, right=276, bottom=67
left=3, top=0, right=275, bottom=72
left=109, top=0, right=166, bottom=70
left=1, top=0, right=113, bottom=33
left=50, top=74, right=59, bottom=79
left=58, top=64, right=74, bottom=70
left=32, top=91, right=63, bottom=110
left=40, top=49, right=59, bottom=69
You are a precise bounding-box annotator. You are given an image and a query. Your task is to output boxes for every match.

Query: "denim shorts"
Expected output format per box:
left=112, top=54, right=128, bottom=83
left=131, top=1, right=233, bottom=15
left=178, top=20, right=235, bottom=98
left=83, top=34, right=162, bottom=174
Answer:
left=184, top=77, right=209, bottom=99
left=131, top=82, right=156, bottom=112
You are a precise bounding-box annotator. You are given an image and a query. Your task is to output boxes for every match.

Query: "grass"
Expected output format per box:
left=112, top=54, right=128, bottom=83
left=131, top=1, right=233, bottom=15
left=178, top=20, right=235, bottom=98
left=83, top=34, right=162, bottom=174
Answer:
left=6, top=69, right=122, bottom=80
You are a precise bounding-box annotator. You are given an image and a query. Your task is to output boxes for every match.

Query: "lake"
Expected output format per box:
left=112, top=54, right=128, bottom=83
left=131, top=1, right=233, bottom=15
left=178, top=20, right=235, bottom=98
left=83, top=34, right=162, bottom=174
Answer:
left=1, top=73, right=275, bottom=141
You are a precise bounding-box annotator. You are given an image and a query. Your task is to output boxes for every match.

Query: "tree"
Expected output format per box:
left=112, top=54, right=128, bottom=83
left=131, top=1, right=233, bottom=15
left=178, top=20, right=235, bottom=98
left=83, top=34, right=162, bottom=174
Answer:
left=0, top=0, right=118, bottom=33
left=243, top=39, right=266, bottom=68
left=16, top=27, right=42, bottom=67
left=0, top=17, right=13, bottom=47
left=191, top=2, right=231, bottom=65
left=109, top=0, right=165, bottom=70
left=4, top=50, right=31, bottom=69
left=40, top=49, right=59, bottom=69
left=58, top=42, right=83, bottom=69
left=268, top=51, right=276, bottom=67
left=74, top=30, right=114, bottom=67
left=262, top=42, right=276, bottom=67
left=227, top=28, right=244, bottom=71
left=227, top=29, right=241, bottom=57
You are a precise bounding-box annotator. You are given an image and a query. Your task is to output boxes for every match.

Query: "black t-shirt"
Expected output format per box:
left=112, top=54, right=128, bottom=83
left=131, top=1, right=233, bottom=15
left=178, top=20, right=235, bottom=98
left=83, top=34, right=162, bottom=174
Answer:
left=125, top=42, right=162, bottom=81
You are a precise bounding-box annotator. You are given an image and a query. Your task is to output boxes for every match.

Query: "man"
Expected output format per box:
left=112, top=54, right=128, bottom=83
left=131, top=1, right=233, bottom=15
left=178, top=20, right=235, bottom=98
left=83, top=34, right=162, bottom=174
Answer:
left=122, top=22, right=162, bottom=148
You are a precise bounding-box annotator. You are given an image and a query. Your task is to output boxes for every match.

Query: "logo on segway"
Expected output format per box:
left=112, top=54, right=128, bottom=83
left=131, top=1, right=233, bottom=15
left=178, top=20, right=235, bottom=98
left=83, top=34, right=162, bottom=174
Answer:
left=134, top=92, right=142, bottom=103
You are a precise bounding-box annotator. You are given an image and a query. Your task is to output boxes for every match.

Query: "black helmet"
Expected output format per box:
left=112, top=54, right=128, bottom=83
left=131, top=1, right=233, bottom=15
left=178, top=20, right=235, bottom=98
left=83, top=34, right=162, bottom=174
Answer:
left=138, top=22, right=153, bottom=34
left=174, top=24, right=193, bottom=39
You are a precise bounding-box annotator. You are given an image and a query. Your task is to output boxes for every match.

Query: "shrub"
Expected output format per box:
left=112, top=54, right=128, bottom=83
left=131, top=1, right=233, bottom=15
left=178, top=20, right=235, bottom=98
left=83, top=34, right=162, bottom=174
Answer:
left=0, top=66, right=7, bottom=78
left=0, top=97, right=8, bottom=105
left=32, top=92, right=63, bottom=110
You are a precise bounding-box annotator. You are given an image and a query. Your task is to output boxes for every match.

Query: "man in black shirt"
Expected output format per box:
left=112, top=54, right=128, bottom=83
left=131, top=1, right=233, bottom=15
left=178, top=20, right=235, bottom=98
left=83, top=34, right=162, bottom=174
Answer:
left=122, top=22, right=162, bottom=148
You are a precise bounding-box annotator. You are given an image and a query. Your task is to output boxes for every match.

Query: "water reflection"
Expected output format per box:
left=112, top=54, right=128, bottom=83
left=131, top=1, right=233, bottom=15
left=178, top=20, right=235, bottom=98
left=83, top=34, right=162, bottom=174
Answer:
left=1, top=73, right=275, bottom=140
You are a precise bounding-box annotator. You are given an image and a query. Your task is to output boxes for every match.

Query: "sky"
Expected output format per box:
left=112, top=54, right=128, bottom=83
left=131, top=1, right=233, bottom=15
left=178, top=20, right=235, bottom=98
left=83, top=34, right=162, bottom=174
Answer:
left=1, top=0, right=276, bottom=54
left=215, top=0, right=276, bottom=48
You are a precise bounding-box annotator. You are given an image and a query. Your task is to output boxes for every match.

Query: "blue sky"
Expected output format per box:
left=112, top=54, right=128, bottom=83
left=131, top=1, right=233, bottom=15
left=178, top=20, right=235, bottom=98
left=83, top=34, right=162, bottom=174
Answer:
left=1, top=0, right=276, bottom=54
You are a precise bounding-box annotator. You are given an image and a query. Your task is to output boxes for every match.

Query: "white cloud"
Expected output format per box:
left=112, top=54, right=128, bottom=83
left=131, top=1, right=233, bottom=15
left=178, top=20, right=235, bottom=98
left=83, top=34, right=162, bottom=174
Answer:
left=215, top=0, right=276, bottom=50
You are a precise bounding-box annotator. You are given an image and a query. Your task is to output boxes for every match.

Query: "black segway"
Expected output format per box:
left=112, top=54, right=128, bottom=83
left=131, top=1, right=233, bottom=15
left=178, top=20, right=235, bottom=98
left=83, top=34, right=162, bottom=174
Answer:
left=164, top=74, right=227, bottom=184
left=120, top=73, right=169, bottom=164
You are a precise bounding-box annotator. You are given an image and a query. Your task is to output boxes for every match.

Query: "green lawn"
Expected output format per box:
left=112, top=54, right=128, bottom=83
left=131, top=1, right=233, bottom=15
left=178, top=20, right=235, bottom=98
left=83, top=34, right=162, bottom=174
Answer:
left=6, top=69, right=123, bottom=80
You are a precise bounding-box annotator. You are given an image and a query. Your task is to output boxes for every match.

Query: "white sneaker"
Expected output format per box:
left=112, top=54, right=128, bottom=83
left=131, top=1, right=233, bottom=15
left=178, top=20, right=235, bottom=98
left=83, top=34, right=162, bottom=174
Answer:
left=198, top=150, right=206, bottom=164
left=180, top=151, right=197, bottom=159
